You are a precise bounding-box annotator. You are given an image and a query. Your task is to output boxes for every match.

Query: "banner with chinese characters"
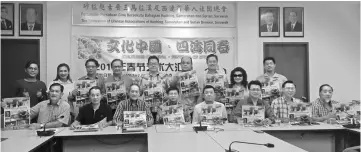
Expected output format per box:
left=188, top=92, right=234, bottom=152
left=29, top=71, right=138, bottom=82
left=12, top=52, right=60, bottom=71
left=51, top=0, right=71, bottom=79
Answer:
left=72, top=36, right=235, bottom=87
left=72, top=2, right=235, bottom=27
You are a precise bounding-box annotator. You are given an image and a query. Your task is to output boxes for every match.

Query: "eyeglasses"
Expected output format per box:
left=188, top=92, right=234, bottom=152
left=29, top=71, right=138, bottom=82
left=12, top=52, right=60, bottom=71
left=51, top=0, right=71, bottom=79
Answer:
left=148, top=63, right=159, bottom=66
left=27, top=67, right=38, bottom=71
left=284, top=87, right=295, bottom=91
left=233, top=74, right=243, bottom=77
left=250, top=89, right=261, bottom=92
left=86, top=66, right=97, bottom=69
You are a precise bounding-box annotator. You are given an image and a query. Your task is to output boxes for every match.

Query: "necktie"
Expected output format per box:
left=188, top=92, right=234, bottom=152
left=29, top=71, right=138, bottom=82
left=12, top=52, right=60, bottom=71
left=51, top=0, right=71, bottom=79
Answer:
left=267, top=26, right=271, bottom=32
left=2, top=20, right=7, bottom=29
left=291, top=24, right=295, bottom=31
left=29, top=25, right=33, bottom=31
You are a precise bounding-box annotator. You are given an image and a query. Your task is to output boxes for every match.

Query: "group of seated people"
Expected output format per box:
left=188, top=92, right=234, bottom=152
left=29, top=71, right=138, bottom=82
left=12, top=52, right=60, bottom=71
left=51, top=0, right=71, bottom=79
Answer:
left=3, top=53, right=354, bottom=130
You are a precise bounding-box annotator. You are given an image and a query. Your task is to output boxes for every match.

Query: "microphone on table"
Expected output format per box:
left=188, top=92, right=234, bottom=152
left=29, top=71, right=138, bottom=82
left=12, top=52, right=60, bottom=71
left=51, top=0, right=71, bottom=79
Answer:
left=37, top=115, right=64, bottom=137
left=225, top=141, right=274, bottom=152
left=193, top=117, right=207, bottom=133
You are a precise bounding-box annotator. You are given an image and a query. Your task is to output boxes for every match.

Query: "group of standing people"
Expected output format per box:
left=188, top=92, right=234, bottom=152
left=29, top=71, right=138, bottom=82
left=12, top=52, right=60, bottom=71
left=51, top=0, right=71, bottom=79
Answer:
left=4, top=54, right=340, bottom=130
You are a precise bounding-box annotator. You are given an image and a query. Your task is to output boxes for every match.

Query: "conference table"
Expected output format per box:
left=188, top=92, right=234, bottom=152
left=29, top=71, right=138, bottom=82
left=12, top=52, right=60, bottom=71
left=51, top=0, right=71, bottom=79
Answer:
left=1, top=123, right=359, bottom=152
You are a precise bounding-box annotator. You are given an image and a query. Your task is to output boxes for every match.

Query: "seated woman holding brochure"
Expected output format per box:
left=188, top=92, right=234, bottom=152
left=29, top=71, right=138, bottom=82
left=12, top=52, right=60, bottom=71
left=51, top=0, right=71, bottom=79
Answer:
left=70, top=86, right=113, bottom=129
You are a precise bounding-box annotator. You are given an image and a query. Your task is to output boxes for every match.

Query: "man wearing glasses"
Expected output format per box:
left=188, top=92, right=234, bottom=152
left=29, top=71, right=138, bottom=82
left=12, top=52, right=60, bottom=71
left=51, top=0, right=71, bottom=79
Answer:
left=106, top=59, right=133, bottom=90
left=271, top=80, right=303, bottom=119
left=68, top=59, right=106, bottom=120
left=140, top=56, right=169, bottom=124
left=232, top=80, right=275, bottom=123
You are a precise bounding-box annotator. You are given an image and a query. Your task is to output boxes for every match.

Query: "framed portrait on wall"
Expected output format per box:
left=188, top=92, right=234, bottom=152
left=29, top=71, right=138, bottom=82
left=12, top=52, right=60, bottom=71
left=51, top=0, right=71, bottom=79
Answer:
left=284, top=7, right=304, bottom=37
left=259, top=7, right=280, bottom=37
left=1, top=3, right=14, bottom=36
left=19, top=3, right=43, bottom=36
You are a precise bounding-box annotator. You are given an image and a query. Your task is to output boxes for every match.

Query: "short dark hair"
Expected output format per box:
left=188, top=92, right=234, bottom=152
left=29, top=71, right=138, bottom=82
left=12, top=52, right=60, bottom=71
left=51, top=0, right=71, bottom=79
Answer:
left=319, top=84, right=333, bottom=92
left=166, top=86, right=179, bottom=94
left=148, top=56, right=159, bottom=63
left=247, top=80, right=262, bottom=90
left=263, top=57, right=276, bottom=64
left=54, top=63, right=72, bottom=83
left=203, top=85, right=215, bottom=94
left=85, top=58, right=100, bottom=67
left=111, top=59, right=123, bottom=67
left=181, top=56, right=193, bottom=64
left=88, top=86, right=102, bottom=95
left=282, top=80, right=296, bottom=88
left=206, top=54, right=218, bottom=63
left=49, top=83, right=64, bottom=92
left=230, top=67, right=248, bottom=88
left=24, top=61, right=39, bottom=69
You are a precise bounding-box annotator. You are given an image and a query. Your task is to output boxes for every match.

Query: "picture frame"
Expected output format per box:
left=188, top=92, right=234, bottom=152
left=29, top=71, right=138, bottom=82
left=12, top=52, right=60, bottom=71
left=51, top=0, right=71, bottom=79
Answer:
left=19, top=3, right=43, bottom=36
left=284, top=7, right=304, bottom=37
left=259, top=7, right=280, bottom=37
left=1, top=3, right=14, bottom=36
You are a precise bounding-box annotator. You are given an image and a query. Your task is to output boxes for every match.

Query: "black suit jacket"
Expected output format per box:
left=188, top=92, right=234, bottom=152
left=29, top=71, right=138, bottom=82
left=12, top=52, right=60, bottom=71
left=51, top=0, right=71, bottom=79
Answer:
left=285, top=21, right=302, bottom=32
left=21, top=22, right=42, bottom=31
left=1, top=19, right=13, bottom=30
left=260, top=23, right=279, bottom=32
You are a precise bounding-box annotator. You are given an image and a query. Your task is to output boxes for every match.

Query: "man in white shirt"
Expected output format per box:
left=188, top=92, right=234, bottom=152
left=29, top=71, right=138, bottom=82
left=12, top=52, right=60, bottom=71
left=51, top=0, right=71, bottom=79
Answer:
left=192, top=85, right=227, bottom=123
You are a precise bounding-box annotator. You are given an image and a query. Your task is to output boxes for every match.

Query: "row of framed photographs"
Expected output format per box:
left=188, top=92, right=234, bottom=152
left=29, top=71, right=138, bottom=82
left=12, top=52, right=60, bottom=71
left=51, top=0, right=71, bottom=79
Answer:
left=1, top=3, right=43, bottom=36
left=259, top=7, right=304, bottom=37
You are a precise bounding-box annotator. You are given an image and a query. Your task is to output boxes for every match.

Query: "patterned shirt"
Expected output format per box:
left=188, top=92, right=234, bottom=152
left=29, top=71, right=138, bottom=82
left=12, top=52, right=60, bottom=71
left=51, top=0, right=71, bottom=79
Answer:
left=105, top=74, right=133, bottom=91
left=78, top=74, right=106, bottom=94
left=271, top=97, right=302, bottom=119
left=113, top=99, right=153, bottom=125
left=311, top=98, right=336, bottom=117
left=30, top=100, right=70, bottom=125
left=140, top=72, right=169, bottom=112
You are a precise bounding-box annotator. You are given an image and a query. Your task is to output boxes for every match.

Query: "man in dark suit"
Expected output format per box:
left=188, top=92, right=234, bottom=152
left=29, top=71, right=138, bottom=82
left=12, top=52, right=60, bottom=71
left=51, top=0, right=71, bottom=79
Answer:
left=1, top=7, right=13, bottom=30
left=21, top=8, right=42, bottom=31
left=285, top=11, right=302, bottom=32
left=260, top=11, right=278, bottom=32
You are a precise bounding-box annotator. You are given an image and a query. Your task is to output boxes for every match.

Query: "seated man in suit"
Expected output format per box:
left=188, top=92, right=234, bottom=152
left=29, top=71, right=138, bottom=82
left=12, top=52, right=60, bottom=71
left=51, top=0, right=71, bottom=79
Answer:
left=285, top=11, right=302, bottom=32
left=260, top=11, right=278, bottom=32
left=21, top=7, right=42, bottom=31
left=1, top=6, right=13, bottom=30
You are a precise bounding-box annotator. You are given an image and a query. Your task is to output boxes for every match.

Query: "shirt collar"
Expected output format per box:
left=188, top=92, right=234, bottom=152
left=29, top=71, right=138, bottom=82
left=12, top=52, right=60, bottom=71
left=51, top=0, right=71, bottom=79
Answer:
left=128, top=99, right=140, bottom=107
left=165, top=100, right=179, bottom=106
left=247, top=97, right=263, bottom=106
left=85, top=74, right=99, bottom=79
left=54, top=79, right=72, bottom=84
left=281, top=96, right=295, bottom=103
left=27, top=23, right=35, bottom=26
left=48, top=99, right=61, bottom=106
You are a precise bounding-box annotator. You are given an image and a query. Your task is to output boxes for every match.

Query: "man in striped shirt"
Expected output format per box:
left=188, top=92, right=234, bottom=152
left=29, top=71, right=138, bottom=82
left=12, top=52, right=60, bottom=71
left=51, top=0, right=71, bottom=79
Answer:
left=113, top=84, right=153, bottom=126
left=271, top=80, right=302, bottom=119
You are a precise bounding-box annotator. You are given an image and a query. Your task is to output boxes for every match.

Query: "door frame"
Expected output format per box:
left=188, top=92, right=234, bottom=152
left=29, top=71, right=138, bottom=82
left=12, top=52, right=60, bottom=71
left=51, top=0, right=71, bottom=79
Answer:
left=1, top=39, right=41, bottom=98
left=263, top=42, right=310, bottom=102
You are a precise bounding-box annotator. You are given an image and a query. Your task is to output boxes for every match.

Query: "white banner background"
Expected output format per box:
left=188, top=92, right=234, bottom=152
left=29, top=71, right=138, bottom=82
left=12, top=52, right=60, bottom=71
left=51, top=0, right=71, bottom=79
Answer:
left=72, top=2, right=235, bottom=27
left=71, top=36, right=235, bottom=87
